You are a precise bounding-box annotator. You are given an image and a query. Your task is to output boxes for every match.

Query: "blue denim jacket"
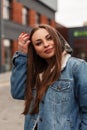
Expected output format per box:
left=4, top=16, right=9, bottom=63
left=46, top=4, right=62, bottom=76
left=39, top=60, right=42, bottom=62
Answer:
left=10, top=52, right=87, bottom=130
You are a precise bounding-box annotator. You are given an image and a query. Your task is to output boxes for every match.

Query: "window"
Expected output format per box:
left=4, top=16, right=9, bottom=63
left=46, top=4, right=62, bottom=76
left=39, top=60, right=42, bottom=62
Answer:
left=22, top=7, right=29, bottom=25
left=3, top=39, right=12, bottom=71
left=3, top=0, right=12, bottom=19
left=36, top=13, right=40, bottom=24
left=48, top=19, right=51, bottom=25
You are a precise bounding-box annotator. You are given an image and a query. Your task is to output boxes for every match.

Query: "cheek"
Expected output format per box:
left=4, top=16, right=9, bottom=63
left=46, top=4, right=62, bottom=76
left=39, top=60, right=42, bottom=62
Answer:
left=34, top=47, right=42, bottom=54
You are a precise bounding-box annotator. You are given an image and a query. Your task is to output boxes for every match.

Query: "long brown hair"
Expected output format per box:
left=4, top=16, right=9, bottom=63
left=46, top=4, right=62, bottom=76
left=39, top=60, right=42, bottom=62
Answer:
left=23, top=24, right=62, bottom=115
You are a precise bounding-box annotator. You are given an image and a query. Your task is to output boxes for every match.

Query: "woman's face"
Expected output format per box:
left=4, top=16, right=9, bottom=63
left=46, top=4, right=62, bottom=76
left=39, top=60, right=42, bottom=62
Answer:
left=31, top=28, right=55, bottom=59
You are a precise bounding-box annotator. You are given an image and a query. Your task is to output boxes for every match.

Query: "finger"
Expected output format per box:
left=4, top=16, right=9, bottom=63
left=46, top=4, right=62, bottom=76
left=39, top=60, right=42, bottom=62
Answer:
left=23, top=37, right=30, bottom=44
left=25, top=40, right=30, bottom=46
left=18, top=32, right=29, bottom=40
left=22, top=33, right=30, bottom=38
left=18, top=34, right=30, bottom=44
left=18, top=32, right=25, bottom=38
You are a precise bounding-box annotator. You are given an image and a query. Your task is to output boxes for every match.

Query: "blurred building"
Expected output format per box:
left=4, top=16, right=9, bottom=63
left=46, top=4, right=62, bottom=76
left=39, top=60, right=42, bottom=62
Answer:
left=83, top=21, right=87, bottom=26
left=56, top=23, right=68, bottom=41
left=0, top=0, right=58, bottom=72
left=56, top=23, right=87, bottom=61
left=68, top=26, right=87, bottom=61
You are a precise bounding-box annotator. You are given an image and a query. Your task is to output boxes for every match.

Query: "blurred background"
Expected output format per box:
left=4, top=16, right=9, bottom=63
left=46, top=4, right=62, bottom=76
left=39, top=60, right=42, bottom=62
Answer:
left=0, top=0, right=87, bottom=130
left=0, top=0, right=87, bottom=73
left=56, top=0, right=87, bottom=27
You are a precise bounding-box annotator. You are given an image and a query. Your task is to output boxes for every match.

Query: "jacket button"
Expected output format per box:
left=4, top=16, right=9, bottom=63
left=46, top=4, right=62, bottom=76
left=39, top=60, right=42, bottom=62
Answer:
left=58, top=86, right=62, bottom=90
left=40, top=118, right=43, bottom=122
left=41, top=100, right=44, bottom=104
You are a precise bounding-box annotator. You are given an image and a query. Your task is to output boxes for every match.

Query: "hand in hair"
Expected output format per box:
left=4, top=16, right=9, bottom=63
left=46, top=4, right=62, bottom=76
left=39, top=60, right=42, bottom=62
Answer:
left=18, top=32, right=30, bottom=54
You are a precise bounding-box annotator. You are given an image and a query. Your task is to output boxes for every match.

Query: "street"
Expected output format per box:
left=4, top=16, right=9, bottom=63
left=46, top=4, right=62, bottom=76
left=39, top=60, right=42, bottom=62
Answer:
left=0, top=72, right=24, bottom=130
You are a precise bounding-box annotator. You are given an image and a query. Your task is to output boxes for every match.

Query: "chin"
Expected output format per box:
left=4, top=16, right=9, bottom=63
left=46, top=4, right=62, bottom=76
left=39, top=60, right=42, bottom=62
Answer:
left=44, top=54, right=55, bottom=59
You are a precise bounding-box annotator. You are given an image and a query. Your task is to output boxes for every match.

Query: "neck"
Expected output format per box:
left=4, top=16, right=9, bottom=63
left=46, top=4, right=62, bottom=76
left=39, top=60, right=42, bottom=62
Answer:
left=46, top=56, right=55, bottom=65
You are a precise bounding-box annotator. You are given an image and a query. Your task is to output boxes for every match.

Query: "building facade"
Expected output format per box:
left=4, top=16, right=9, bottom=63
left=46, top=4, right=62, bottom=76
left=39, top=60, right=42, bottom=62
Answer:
left=0, top=0, right=57, bottom=72
left=68, top=26, right=87, bottom=61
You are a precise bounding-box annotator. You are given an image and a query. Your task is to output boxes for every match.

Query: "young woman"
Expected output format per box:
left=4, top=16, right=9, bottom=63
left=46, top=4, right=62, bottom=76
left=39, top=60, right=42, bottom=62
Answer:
left=10, top=24, right=87, bottom=130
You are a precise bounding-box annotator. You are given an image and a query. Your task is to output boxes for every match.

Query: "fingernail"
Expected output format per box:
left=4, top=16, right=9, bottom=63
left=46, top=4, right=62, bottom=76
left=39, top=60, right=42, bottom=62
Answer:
left=22, top=32, right=25, bottom=34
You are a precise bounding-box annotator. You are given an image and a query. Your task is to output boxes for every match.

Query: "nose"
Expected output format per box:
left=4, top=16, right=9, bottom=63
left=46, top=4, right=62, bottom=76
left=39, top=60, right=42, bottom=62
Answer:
left=43, top=40, right=49, bottom=48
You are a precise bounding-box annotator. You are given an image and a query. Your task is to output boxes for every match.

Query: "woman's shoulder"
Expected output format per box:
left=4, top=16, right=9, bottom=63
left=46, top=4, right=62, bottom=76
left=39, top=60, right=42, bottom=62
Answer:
left=69, top=56, right=86, bottom=63
left=67, top=56, right=87, bottom=71
left=69, top=56, right=85, bottom=63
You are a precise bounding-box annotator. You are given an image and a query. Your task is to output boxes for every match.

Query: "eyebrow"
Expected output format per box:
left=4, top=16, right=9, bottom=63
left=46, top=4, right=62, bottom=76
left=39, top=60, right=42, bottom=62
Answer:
left=34, top=34, right=50, bottom=42
left=45, top=34, right=50, bottom=38
left=34, top=39, right=41, bottom=43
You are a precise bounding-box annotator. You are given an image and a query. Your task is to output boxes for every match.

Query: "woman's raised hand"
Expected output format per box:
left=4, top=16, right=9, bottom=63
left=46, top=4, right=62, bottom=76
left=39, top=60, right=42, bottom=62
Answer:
left=18, top=32, right=30, bottom=54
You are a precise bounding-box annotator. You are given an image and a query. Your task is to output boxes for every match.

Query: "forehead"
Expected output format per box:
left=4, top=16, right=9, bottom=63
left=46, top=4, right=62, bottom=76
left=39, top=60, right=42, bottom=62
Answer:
left=32, top=28, right=49, bottom=40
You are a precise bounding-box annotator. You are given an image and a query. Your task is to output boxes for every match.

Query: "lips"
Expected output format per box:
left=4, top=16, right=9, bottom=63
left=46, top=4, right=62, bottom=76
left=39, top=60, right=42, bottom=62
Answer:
left=44, top=48, right=54, bottom=54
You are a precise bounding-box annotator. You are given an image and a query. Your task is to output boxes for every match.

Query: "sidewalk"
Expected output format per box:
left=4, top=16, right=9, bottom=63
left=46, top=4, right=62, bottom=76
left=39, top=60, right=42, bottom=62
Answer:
left=0, top=72, right=24, bottom=130
left=0, top=71, right=11, bottom=87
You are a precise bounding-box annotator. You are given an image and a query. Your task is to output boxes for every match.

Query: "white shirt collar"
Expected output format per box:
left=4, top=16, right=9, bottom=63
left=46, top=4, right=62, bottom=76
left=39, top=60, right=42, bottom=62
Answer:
left=61, top=52, right=71, bottom=71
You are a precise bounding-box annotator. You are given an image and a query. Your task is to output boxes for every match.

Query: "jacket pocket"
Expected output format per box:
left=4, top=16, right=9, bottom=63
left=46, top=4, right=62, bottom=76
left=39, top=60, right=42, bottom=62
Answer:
left=47, top=79, right=73, bottom=104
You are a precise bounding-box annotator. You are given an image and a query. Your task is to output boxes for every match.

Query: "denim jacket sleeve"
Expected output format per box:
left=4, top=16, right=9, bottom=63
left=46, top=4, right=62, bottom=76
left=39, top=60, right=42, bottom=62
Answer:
left=73, top=59, right=87, bottom=130
left=10, top=52, right=27, bottom=100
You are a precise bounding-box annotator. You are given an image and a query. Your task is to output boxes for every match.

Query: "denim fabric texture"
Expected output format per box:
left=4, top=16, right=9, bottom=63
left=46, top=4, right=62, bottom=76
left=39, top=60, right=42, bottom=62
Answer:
left=10, top=52, right=87, bottom=130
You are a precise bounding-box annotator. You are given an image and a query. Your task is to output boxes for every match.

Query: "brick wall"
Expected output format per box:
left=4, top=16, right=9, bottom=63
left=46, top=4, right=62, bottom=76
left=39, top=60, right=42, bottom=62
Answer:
left=40, top=15, right=48, bottom=24
left=12, top=40, right=18, bottom=55
left=11, top=1, right=22, bottom=24
left=50, top=20, right=56, bottom=27
left=29, top=9, right=36, bottom=26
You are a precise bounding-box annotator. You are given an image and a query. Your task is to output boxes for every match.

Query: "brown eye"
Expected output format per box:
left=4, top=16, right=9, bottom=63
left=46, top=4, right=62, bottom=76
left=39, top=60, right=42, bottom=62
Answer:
left=35, top=41, right=42, bottom=46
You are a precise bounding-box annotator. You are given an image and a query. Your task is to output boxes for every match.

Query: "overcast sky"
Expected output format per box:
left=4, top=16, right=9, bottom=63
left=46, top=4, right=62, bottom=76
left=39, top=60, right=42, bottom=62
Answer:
left=55, top=0, right=87, bottom=27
